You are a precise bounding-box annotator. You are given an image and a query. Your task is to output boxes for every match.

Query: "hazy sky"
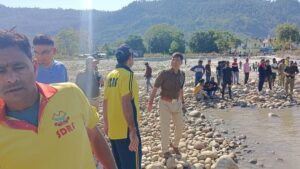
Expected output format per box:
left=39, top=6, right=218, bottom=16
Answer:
left=0, top=0, right=136, bottom=11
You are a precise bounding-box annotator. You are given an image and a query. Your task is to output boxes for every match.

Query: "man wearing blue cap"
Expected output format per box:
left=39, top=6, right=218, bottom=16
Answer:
left=103, top=45, right=142, bottom=169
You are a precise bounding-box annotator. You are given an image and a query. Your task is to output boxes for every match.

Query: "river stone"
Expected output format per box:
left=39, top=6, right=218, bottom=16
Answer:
left=146, top=163, right=165, bottom=169
left=166, top=157, right=177, bottom=169
left=190, top=110, right=201, bottom=117
left=211, top=155, right=239, bottom=169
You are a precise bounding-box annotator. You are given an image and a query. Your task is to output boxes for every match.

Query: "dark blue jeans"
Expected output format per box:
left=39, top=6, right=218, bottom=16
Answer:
left=258, top=76, right=265, bottom=91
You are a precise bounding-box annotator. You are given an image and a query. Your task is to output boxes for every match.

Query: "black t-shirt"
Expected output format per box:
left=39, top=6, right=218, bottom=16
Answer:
left=285, top=66, right=299, bottom=78
left=205, top=64, right=211, bottom=75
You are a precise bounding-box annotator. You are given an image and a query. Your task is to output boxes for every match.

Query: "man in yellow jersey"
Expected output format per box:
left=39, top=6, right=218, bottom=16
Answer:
left=0, top=30, right=117, bottom=169
left=103, top=45, right=142, bottom=169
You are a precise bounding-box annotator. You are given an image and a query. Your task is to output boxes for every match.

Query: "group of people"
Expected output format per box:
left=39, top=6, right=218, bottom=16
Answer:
left=0, top=30, right=190, bottom=169
left=191, top=56, right=299, bottom=101
left=257, top=57, right=299, bottom=98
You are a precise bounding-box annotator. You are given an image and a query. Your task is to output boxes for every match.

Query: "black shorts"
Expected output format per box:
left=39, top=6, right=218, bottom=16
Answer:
left=272, top=73, right=277, bottom=80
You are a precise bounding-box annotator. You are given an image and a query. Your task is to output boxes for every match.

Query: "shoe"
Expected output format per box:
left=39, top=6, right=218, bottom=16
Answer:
left=170, top=143, right=181, bottom=156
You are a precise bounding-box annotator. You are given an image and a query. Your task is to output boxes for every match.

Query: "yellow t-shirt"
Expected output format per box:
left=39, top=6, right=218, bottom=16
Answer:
left=104, top=67, right=140, bottom=140
left=0, top=83, right=99, bottom=169
left=193, top=84, right=204, bottom=96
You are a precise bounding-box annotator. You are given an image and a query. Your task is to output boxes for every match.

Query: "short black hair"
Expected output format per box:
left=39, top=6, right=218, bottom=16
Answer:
left=198, top=60, right=203, bottom=64
left=33, top=34, right=54, bottom=46
left=115, top=44, right=133, bottom=64
left=172, top=52, right=184, bottom=61
left=0, top=30, right=32, bottom=59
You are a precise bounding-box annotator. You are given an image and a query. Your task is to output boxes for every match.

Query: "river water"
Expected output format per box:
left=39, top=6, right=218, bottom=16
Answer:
left=206, top=107, right=300, bottom=169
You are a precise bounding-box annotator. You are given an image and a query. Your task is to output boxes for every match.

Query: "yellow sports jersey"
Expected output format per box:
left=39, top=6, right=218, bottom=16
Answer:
left=104, top=66, right=140, bottom=140
left=193, top=84, right=204, bottom=96
left=0, top=83, right=99, bottom=169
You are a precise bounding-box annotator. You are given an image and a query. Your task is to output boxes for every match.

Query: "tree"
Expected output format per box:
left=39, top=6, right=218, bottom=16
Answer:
left=275, top=23, right=300, bottom=43
left=144, top=24, right=185, bottom=53
left=55, top=29, right=83, bottom=57
left=215, top=31, right=241, bottom=53
left=99, top=43, right=115, bottom=56
left=189, top=31, right=218, bottom=53
left=274, top=23, right=300, bottom=50
left=125, top=34, right=146, bottom=57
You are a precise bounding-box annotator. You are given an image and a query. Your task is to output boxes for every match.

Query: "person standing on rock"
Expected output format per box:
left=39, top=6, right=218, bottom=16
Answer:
left=216, top=61, right=224, bottom=87
left=232, top=58, right=240, bottom=85
left=284, top=61, right=299, bottom=98
left=265, top=60, right=273, bottom=90
left=144, top=62, right=153, bottom=92
left=278, top=59, right=286, bottom=87
left=205, top=60, right=212, bottom=82
left=190, top=59, right=205, bottom=86
left=103, top=45, right=142, bottom=169
left=0, top=30, right=117, bottom=169
left=258, top=59, right=267, bottom=92
left=147, top=52, right=185, bottom=160
left=243, top=58, right=251, bottom=84
left=222, top=61, right=233, bottom=99
left=33, top=34, right=68, bottom=84
left=271, top=58, right=278, bottom=87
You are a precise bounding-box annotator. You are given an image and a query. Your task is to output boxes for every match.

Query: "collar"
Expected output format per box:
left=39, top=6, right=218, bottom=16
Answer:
left=116, top=63, right=133, bottom=73
left=168, top=68, right=180, bottom=75
left=0, top=82, right=57, bottom=122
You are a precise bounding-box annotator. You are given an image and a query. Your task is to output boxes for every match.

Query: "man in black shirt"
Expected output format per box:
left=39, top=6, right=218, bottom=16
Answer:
left=222, top=61, right=233, bottom=99
left=284, top=61, right=299, bottom=97
left=204, top=77, right=219, bottom=98
left=265, top=60, right=273, bottom=90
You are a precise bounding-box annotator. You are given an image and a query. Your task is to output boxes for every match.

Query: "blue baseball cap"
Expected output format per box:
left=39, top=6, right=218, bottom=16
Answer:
left=115, top=44, right=133, bottom=63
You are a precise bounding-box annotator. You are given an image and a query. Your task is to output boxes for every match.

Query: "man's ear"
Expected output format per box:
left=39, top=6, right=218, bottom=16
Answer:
left=52, top=47, right=57, bottom=55
left=32, top=59, right=38, bottom=76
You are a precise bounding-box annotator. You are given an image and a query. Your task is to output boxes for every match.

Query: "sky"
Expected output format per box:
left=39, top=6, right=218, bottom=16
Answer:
left=0, top=0, right=136, bottom=11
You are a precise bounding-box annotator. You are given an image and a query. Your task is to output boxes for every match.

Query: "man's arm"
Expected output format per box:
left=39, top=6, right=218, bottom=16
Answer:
left=121, top=93, right=139, bottom=152
left=147, top=87, right=158, bottom=112
left=102, top=99, right=108, bottom=135
left=87, top=127, right=117, bottom=169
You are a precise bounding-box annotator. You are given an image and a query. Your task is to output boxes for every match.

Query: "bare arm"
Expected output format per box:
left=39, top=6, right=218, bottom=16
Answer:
left=121, top=93, right=136, bottom=131
left=122, top=93, right=139, bottom=152
left=87, top=127, right=117, bottom=169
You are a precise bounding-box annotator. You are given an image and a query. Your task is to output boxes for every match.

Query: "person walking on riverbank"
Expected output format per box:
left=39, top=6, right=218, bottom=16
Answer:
left=243, top=58, right=251, bottom=84
left=191, top=60, right=205, bottom=86
left=232, top=58, right=240, bottom=85
left=284, top=61, right=299, bottom=98
left=144, top=62, right=153, bottom=92
left=258, top=59, right=267, bottom=92
left=147, top=52, right=185, bottom=160
left=222, top=61, right=233, bottom=99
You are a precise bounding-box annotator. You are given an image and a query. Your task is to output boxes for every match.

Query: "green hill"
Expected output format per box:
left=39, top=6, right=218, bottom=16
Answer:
left=0, top=0, right=300, bottom=45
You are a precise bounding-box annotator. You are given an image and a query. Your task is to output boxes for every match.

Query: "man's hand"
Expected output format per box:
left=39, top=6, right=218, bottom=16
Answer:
left=147, top=101, right=153, bottom=112
left=129, top=130, right=139, bottom=152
